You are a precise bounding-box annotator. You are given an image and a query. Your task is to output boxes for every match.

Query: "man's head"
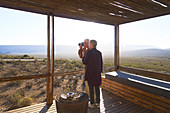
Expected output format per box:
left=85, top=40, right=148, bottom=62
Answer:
left=89, top=40, right=97, bottom=49
left=84, top=39, right=89, bottom=48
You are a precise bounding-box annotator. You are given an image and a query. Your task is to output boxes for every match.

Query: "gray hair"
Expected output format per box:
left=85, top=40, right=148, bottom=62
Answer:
left=90, top=40, right=97, bottom=48
left=84, top=39, right=89, bottom=43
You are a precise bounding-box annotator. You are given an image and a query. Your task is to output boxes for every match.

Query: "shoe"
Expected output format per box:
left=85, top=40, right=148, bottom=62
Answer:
left=88, top=103, right=95, bottom=108
left=96, top=103, right=100, bottom=108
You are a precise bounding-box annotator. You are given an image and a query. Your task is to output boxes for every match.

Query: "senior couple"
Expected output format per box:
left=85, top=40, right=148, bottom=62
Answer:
left=78, top=39, right=103, bottom=108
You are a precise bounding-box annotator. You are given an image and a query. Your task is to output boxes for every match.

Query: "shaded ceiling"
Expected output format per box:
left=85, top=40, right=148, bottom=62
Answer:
left=0, top=0, right=170, bottom=25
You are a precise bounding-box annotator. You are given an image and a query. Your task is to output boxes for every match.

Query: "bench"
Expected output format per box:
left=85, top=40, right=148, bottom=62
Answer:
left=101, top=71, right=170, bottom=113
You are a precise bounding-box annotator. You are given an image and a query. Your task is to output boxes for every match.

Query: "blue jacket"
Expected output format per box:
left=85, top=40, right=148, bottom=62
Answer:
left=82, top=48, right=103, bottom=86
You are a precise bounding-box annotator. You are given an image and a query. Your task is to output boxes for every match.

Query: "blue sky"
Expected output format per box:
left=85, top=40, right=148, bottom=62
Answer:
left=0, top=7, right=170, bottom=49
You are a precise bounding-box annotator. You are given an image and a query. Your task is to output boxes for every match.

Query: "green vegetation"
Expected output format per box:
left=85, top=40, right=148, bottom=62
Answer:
left=120, top=56, right=170, bottom=74
left=7, top=89, right=33, bottom=110
left=0, top=54, right=34, bottom=59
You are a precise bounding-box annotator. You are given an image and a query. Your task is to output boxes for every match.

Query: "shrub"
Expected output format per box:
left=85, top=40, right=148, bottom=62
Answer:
left=10, top=92, right=22, bottom=109
left=18, top=97, right=33, bottom=107
left=9, top=90, right=32, bottom=109
left=17, top=89, right=25, bottom=97
left=22, top=54, right=31, bottom=59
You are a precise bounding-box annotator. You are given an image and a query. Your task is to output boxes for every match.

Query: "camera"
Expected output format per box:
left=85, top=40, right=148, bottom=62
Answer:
left=78, top=42, right=84, bottom=46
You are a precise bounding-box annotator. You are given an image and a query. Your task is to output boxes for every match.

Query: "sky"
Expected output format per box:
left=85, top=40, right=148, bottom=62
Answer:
left=0, top=7, right=170, bottom=49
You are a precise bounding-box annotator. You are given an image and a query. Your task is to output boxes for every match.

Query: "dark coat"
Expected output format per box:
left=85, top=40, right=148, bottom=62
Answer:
left=82, top=48, right=103, bottom=86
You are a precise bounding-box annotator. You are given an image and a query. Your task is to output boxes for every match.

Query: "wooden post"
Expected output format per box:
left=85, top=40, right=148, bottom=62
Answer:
left=50, top=14, right=54, bottom=104
left=47, top=13, right=51, bottom=105
left=114, top=25, right=119, bottom=70
left=46, top=13, right=55, bottom=105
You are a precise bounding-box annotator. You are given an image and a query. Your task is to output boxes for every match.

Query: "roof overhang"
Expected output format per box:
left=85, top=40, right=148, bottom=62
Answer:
left=0, top=0, right=170, bottom=25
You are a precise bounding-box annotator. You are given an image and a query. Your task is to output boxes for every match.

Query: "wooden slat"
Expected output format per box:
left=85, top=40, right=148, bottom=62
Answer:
left=69, top=0, right=144, bottom=15
left=103, top=78, right=170, bottom=104
left=157, top=0, right=170, bottom=7
left=102, top=78, right=170, bottom=112
left=115, top=0, right=159, bottom=13
left=143, top=0, right=170, bottom=9
left=119, top=65, right=170, bottom=82
left=102, top=85, right=164, bottom=113
left=123, top=104, right=141, bottom=113
left=102, top=80, right=170, bottom=109
left=127, top=107, right=144, bottom=113
left=116, top=102, right=136, bottom=112
left=102, top=81, right=169, bottom=112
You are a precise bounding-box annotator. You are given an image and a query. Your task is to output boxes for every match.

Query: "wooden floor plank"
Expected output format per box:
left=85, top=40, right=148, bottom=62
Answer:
left=123, top=104, right=141, bottom=113
left=6, top=89, right=152, bottom=113
left=116, top=103, right=136, bottom=113
left=127, top=106, right=144, bottom=113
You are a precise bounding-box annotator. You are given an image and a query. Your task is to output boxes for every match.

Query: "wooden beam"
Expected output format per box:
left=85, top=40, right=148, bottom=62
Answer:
left=114, top=25, right=119, bottom=70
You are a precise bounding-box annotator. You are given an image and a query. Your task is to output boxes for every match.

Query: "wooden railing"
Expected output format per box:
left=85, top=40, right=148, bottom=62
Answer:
left=0, top=73, right=50, bottom=83
left=0, top=70, right=84, bottom=83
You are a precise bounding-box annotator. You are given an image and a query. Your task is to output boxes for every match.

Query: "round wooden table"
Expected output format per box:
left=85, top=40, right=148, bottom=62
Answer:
left=55, top=93, right=88, bottom=113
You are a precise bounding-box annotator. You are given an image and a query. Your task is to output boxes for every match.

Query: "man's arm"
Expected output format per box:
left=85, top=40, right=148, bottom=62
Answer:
left=82, top=51, right=89, bottom=65
left=100, top=52, right=103, bottom=73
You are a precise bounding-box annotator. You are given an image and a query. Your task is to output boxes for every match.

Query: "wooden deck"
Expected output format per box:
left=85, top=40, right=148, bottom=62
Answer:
left=6, top=89, right=153, bottom=113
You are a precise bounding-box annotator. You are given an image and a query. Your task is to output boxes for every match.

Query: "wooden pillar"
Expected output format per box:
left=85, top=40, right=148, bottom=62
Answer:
left=47, top=13, right=54, bottom=105
left=50, top=14, right=54, bottom=104
left=114, top=25, right=119, bottom=70
left=47, top=13, right=51, bottom=105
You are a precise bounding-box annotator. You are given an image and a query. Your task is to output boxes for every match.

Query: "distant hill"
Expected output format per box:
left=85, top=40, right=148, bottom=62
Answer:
left=0, top=45, right=169, bottom=58
left=121, top=49, right=170, bottom=56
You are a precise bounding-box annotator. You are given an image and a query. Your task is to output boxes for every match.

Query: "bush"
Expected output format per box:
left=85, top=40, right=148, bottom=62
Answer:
left=9, top=90, right=32, bottom=109
left=10, top=93, right=22, bottom=105
left=18, top=97, right=33, bottom=107
left=23, top=54, right=30, bottom=58
left=17, top=89, right=25, bottom=97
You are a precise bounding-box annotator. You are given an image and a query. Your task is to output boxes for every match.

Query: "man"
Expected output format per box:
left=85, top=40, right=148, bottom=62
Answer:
left=82, top=40, right=103, bottom=108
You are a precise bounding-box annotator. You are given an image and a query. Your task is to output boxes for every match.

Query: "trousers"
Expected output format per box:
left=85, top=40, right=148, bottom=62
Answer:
left=88, top=82, right=100, bottom=104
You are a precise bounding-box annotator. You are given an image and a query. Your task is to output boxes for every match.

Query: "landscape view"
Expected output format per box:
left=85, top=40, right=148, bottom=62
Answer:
left=0, top=6, right=170, bottom=112
left=0, top=45, right=170, bottom=112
